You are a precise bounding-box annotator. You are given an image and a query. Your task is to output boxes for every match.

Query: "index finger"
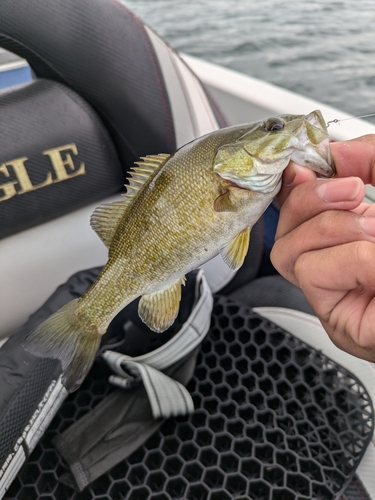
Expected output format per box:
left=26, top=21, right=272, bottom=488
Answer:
left=275, top=176, right=365, bottom=240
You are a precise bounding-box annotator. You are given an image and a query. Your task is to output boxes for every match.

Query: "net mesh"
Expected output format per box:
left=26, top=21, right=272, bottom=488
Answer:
left=4, top=297, right=374, bottom=500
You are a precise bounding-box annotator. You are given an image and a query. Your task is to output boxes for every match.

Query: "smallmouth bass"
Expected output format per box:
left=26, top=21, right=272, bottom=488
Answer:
left=24, top=110, right=335, bottom=392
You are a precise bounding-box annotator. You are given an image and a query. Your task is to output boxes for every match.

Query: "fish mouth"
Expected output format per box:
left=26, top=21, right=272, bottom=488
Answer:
left=292, top=110, right=336, bottom=178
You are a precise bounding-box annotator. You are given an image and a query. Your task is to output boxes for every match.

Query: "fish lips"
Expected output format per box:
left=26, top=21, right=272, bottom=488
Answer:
left=290, top=143, right=335, bottom=177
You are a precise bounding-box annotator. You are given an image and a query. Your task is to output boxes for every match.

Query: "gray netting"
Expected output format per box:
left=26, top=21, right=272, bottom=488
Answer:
left=4, top=297, right=374, bottom=500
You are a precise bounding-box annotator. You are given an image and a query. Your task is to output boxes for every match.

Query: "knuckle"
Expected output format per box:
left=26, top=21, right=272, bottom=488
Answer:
left=270, top=239, right=289, bottom=268
left=270, top=241, right=296, bottom=281
left=312, top=212, right=333, bottom=238
left=293, top=253, right=310, bottom=284
left=354, top=240, right=375, bottom=266
left=317, top=210, right=346, bottom=233
left=270, top=241, right=284, bottom=270
left=280, top=186, right=302, bottom=216
left=315, top=210, right=356, bottom=240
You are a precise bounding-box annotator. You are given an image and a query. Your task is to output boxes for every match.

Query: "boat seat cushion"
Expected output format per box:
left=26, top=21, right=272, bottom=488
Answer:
left=0, top=79, right=123, bottom=238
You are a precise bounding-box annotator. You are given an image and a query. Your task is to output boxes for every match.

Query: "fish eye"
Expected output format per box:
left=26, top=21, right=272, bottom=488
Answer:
left=264, top=117, right=285, bottom=132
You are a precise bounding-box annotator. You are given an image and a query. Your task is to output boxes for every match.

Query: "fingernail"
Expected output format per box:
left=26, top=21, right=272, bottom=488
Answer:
left=317, top=177, right=362, bottom=203
left=360, top=217, right=375, bottom=237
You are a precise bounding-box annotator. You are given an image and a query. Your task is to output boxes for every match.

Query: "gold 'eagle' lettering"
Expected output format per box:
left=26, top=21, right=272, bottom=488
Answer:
left=0, top=143, right=86, bottom=202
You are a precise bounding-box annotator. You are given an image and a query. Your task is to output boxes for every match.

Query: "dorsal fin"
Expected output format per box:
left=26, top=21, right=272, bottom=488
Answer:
left=90, top=199, right=130, bottom=248
left=124, top=153, right=170, bottom=199
left=91, top=154, right=170, bottom=248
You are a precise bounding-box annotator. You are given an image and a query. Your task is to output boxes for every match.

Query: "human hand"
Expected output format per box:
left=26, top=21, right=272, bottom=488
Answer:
left=271, top=135, right=375, bottom=361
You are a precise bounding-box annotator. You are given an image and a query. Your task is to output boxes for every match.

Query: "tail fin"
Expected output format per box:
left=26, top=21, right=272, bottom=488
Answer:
left=23, top=299, right=101, bottom=393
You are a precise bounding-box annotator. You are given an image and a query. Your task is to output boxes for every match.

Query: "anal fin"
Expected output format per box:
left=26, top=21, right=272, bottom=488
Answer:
left=138, top=277, right=185, bottom=333
left=220, top=227, right=250, bottom=271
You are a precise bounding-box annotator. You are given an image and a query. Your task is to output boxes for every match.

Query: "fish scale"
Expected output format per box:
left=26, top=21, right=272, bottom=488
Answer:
left=23, top=110, right=335, bottom=392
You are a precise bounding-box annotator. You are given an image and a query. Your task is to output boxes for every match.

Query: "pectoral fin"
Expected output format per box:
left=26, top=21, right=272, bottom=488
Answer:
left=213, top=173, right=256, bottom=213
left=214, top=191, right=237, bottom=212
left=220, top=227, right=250, bottom=270
left=138, top=277, right=185, bottom=333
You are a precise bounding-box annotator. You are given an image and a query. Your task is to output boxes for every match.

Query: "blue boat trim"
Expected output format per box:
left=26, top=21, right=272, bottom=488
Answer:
left=0, top=66, right=32, bottom=90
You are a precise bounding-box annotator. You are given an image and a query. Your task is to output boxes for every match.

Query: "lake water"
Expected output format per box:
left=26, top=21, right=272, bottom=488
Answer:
left=122, top=0, right=375, bottom=122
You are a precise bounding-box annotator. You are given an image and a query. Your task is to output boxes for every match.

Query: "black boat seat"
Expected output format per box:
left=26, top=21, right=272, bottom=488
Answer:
left=0, top=0, right=232, bottom=339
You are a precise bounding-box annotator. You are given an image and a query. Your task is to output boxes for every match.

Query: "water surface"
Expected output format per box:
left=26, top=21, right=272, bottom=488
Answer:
left=123, top=0, right=375, bottom=121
